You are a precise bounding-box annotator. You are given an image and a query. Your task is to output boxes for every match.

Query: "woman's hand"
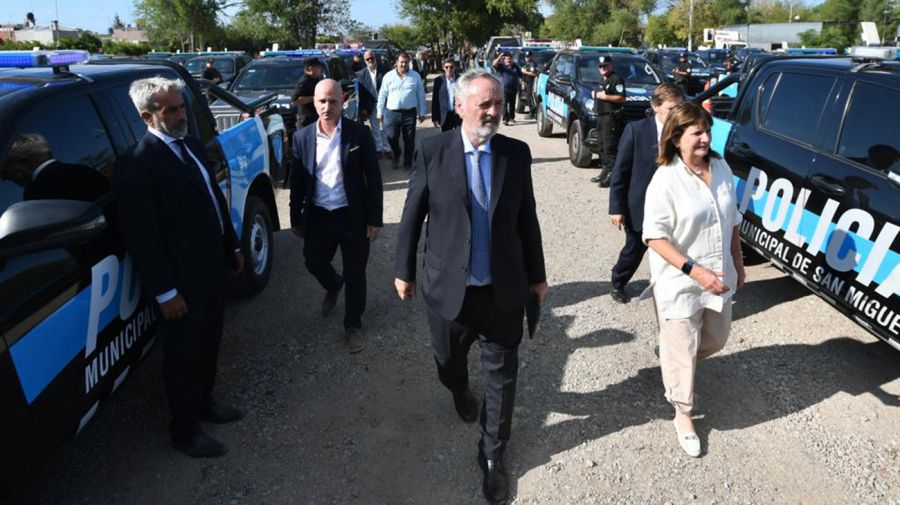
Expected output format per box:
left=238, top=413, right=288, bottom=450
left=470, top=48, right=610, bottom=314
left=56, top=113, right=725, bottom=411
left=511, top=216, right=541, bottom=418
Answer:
left=690, top=265, right=729, bottom=295
left=734, top=253, right=746, bottom=290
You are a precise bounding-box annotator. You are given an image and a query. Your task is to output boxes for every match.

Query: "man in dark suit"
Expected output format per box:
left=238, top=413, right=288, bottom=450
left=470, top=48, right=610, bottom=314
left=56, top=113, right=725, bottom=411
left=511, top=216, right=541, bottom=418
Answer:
left=114, top=77, right=244, bottom=458
left=355, top=50, right=390, bottom=157
left=431, top=57, right=461, bottom=132
left=290, top=79, right=383, bottom=353
left=394, top=69, right=547, bottom=503
left=608, top=83, right=684, bottom=303
left=3, top=133, right=110, bottom=202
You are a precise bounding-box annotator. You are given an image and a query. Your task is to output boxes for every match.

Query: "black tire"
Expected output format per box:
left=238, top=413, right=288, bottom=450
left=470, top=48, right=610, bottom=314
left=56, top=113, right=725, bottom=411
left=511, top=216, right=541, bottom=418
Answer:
left=516, top=96, right=525, bottom=113
left=536, top=102, right=553, bottom=137
left=234, top=195, right=273, bottom=296
left=568, top=121, right=592, bottom=168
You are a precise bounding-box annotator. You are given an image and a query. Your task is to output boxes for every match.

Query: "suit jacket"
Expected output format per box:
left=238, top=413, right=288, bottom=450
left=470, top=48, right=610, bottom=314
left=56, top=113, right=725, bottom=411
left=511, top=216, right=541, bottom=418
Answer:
left=355, top=66, right=385, bottom=118
left=24, top=160, right=110, bottom=202
left=395, top=130, right=546, bottom=321
left=114, top=133, right=240, bottom=300
left=431, top=75, right=459, bottom=127
left=289, top=117, right=383, bottom=232
left=609, top=116, right=659, bottom=232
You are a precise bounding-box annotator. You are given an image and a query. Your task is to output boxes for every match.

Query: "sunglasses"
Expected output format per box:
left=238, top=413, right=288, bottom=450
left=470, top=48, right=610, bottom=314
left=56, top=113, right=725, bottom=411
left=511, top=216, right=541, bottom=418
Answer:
left=364, top=57, right=374, bottom=61
left=444, top=65, right=453, bottom=69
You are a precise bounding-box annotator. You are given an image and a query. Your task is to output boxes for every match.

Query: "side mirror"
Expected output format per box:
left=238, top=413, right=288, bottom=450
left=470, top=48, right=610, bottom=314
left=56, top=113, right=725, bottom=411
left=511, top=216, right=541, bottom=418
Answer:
left=0, top=200, right=106, bottom=259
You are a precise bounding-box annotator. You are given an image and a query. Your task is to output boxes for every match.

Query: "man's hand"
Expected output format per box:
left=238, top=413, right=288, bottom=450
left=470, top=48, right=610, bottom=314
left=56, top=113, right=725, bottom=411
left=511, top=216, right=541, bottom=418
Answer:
left=395, top=278, right=416, bottom=300
left=159, top=294, right=188, bottom=320
left=595, top=90, right=608, bottom=101
left=367, top=226, right=382, bottom=241
left=609, top=214, right=625, bottom=230
left=231, top=251, right=244, bottom=275
left=291, top=227, right=304, bottom=238
left=376, top=114, right=383, bottom=122
left=529, top=281, right=549, bottom=303
left=418, top=115, right=426, bottom=123
left=690, top=265, right=729, bottom=295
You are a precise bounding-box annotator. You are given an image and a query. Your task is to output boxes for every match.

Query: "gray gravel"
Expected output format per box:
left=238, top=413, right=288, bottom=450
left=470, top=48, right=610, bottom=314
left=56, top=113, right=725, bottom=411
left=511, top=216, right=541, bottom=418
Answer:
left=13, top=77, right=900, bottom=504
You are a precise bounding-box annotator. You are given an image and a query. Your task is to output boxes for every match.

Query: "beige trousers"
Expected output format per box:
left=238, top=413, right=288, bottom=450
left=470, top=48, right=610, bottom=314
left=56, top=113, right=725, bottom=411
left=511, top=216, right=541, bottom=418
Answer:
left=657, top=303, right=731, bottom=413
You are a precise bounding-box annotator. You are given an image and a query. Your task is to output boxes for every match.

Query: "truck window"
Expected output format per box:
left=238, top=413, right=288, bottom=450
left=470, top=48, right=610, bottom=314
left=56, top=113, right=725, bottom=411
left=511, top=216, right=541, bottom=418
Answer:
left=760, top=72, right=835, bottom=146
left=109, top=85, right=148, bottom=144
left=837, top=81, right=900, bottom=175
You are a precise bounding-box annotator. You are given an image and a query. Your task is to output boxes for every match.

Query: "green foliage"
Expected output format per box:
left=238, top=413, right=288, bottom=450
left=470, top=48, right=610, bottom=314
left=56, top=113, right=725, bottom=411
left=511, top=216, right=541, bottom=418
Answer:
left=381, top=24, right=424, bottom=50
left=134, top=0, right=224, bottom=51
left=645, top=14, right=680, bottom=47
left=543, top=0, right=654, bottom=46
left=102, top=40, right=155, bottom=56
left=239, top=0, right=352, bottom=49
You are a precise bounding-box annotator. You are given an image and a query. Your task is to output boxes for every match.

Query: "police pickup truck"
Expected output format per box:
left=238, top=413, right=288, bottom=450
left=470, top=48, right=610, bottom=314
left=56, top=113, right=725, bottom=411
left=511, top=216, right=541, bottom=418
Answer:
left=707, top=47, right=900, bottom=350
left=533, top=47, right=664, bottom=167
left=0, top=50, right=284, bottom=474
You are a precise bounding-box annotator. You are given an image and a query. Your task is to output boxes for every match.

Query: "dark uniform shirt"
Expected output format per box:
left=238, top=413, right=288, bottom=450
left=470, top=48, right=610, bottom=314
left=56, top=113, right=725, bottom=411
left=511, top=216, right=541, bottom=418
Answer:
left=202, top=66, right=223, bottom=82
left=594, top=71, right=626, bottom=115
left=523, top=59, right=538, bottom=87
left=496, top=63, right=523, bottom=91
left=674, top=62, right=692, bottom=85
left=292, top=73, right=322, bottom=126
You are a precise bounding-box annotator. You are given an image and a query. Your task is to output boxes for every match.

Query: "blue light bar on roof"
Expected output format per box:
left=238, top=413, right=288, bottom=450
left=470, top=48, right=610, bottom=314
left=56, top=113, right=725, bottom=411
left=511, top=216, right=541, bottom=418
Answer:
left=261, top=50, right=325, bottom=58
left=0, top=50, right=90, bottom=68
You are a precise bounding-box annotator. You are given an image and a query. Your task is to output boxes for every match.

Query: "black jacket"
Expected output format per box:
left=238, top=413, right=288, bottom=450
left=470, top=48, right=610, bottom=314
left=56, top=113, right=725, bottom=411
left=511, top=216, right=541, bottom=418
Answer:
left=355, top=66, right=385, bottom=118
left=395, top=130, right=546, bottom=321
left=289, top=117, right=383, bottom=232
left=431, top=74, right=458, bottom=126
left=609, top=116, right=659, bottom=231
left=114, top=133, right=240, bottom=299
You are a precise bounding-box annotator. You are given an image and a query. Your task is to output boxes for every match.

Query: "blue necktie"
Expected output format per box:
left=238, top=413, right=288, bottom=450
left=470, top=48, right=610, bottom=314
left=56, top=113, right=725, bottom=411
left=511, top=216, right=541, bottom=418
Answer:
left=469, top=150, right=490, bottom=282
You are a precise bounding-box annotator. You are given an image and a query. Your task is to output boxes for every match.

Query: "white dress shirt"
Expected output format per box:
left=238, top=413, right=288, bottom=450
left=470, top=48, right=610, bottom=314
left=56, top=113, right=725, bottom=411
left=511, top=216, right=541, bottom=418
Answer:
left=368, top=67, right=378, bottom=91
left=655, top=117, right=664, bottom=144
left=642, top=156, right=742, bottom=319
left=147, top=127, right=231, bottom=304
left=313, top=121, right=349, bottom=210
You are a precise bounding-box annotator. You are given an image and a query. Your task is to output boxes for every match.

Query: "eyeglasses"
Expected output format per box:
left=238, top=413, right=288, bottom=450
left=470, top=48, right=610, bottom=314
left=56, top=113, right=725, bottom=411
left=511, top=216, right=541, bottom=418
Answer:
left=443, top=65, right=453, bottom=69
left=364, top=57, right=374, bottom=61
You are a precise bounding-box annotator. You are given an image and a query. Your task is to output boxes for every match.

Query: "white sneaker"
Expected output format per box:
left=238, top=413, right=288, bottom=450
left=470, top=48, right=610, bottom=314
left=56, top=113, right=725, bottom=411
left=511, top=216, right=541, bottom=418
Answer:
left=673, top=418, right=701, bottom=457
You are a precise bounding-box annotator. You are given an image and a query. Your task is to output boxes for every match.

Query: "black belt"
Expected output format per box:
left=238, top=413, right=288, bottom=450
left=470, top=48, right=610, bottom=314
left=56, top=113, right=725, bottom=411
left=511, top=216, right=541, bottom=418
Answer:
left=388, top=107, right=417, bottom=113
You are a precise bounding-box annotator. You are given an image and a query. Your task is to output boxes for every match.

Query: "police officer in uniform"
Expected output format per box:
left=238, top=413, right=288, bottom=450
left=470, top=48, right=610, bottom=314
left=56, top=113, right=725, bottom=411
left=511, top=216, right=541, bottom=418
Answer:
left=673, top=52, right=692, bottom=95
left=521, top=51, right=540, bottom=118
left=590, top=55, right=626, bottom=188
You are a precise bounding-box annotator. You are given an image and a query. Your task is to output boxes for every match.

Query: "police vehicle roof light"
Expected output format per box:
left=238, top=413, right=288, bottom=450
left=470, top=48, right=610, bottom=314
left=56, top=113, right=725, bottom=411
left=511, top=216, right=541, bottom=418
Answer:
left=850, top=46, right=898, bottom=60
left=0, top=50, right=90, bottom=68
left=261, top=50, right=325, bottom=58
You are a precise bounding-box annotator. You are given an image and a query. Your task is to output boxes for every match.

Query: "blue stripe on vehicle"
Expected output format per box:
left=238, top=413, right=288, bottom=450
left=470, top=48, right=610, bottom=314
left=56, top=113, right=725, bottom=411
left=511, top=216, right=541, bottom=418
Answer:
left=10, top=287, right=91, bottom=404
left=216, top=116, right=267, bottom=235
left=735, top=175, right=899, bottom=289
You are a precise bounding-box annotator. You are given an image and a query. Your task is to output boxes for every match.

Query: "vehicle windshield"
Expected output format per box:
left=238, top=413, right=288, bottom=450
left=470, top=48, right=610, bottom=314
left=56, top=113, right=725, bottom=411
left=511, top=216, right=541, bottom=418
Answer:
left=700, top=51, right=728, bottom=64
left=661, top=53, right=709, bottom=71
left=517, top=50, right=555, bottom=68
left=185, top=59, right=235, bottom=73
left=233, top=64, right=305, bottom=91
left=577, top=57, right=662, bottom=85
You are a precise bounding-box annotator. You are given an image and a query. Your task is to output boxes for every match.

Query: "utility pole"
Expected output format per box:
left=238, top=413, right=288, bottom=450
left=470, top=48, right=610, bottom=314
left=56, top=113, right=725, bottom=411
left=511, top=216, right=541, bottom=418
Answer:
left=688, top=0, right=694, bottom=51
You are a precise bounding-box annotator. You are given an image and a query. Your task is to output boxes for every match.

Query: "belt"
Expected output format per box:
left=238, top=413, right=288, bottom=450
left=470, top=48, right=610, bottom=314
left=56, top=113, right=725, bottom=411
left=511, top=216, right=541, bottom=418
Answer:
left=388, top=107, right=417, bottom=113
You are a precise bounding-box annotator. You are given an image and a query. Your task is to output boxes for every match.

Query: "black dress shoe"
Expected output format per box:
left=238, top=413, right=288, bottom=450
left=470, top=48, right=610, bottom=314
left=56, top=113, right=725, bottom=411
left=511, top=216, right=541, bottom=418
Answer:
left=590, top=174, right=604, bottom=183
left=478, top=451, right=509, bottom=503
left=452, top=387, right=477, bottom=423
left=172, top=431, right=227, bottom=458
left=322, top=278, right=344, bottom=317
left=203, top=401, right=244, bottom=424
left=610, top=287, right=629, bottom=304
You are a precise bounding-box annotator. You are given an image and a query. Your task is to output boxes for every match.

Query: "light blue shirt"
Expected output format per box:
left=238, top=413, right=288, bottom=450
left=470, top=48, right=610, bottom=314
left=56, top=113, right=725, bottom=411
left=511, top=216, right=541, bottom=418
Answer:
left=377, top=69, right=426, bottom=117
left=461, top=129, right=492, bottom=286
left=446, top=75, right=457, bottom=109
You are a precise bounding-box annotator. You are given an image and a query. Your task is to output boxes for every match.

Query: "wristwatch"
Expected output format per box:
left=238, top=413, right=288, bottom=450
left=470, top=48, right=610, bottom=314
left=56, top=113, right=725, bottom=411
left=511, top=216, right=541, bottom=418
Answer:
left=681, top=259, right=694, bottom=275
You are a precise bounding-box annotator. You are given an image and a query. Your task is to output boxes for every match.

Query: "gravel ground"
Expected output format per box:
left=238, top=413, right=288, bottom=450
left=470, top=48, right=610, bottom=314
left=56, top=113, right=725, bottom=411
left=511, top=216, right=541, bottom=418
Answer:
left=12, top=77, right=900, bottom=504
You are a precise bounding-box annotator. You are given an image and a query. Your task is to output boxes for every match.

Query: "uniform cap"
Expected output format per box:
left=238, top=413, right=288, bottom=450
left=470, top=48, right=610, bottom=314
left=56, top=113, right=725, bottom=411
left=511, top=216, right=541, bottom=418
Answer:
left=598, top=55, right=614, bottom=66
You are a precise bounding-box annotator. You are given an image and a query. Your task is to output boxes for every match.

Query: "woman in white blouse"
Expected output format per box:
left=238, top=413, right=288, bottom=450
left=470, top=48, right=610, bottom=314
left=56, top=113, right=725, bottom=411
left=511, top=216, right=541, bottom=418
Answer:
left=642, top=102, right=746, bottom=457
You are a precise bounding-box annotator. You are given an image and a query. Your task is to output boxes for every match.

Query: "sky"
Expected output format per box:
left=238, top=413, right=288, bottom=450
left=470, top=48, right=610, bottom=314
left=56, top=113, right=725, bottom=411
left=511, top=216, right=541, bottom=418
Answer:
left=0, top=1, right=554, bottom=35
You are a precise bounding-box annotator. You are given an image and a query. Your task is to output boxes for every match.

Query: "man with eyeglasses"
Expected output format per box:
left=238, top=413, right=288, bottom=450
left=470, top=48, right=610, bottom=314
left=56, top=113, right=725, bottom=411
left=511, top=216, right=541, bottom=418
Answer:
left=377, top=51, right=427, bottom=170
left=432, top=58, right=461, bottom=132
left=356, top=50, right=390, bottom=158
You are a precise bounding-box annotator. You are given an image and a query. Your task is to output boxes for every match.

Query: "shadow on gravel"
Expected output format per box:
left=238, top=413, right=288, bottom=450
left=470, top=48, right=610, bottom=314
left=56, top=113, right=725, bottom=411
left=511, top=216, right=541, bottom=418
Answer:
left=516, top=335, right=898, bottom=474
left=532, top=156, right=569, bottom=165
left=733, top=275, right=810, bottom=322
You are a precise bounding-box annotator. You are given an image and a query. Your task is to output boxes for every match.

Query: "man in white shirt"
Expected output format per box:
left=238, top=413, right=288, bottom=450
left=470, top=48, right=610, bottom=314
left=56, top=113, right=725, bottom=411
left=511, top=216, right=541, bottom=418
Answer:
left=376, top=51, right=427, bottom=169
left=355, top=50, right=390, bottom=157
left=290, top=79, right=384, bottom=352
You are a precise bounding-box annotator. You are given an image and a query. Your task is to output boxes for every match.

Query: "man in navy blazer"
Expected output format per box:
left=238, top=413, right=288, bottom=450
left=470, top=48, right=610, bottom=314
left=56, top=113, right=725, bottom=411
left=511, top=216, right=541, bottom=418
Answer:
left=431, top=57, right=461, bottom=131
left=355, top=50, right=390, bottom=156
left=115, top=77, right=244, bottom=458
left=394, top=69, right=547, bottom=503
left=608, top=83, right=684, bottom=303
left=290, top=79, right=383, bottom=352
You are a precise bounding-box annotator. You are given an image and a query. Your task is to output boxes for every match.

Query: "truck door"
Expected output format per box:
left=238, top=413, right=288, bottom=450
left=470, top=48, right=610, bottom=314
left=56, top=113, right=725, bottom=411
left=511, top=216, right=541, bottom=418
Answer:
left=803, top=78, right=900, bottom=344
left=546, top=53, right=574, bottom=127
left=727, top=68, right=836, bottom=275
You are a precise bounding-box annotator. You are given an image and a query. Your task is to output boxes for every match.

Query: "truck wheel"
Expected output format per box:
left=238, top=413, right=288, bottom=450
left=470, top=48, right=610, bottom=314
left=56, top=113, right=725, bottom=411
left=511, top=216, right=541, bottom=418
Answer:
left=536, top=103, right=552, bottom=137
left=568, top=121, right=592, bottom=168
left=235, top=195, right=273, bottom=296
left=516, top=96, right=525, bottom=113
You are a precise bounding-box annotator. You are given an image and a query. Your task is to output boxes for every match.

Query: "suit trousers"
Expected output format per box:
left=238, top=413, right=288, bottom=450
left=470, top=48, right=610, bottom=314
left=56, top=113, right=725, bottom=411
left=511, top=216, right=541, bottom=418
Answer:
left=440, top=110, right=461, bottom=132
left=161, top=279, right=226, bottom=441
left=657, top=303, right=731, bottom=413
left=597, top=113, right=624, bottom=172
left=384, top=108, right=417, bottom=167
left=426, top=285, right=524, bottom=460
left=610, top=224, right=648, bottom=290
left=367, top=114, right=389, bottom=153
left=303, top=205, right=370, bottom=329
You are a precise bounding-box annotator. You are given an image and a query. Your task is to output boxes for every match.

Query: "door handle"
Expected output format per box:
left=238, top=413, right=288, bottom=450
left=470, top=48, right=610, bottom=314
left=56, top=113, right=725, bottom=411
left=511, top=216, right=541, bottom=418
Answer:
left=810, top=175, right=846, bottom=197
left=728, top=142, right=755, bottom=159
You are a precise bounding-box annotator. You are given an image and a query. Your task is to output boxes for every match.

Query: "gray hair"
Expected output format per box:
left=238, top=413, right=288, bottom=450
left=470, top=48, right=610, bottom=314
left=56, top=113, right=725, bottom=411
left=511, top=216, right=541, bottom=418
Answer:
left=128, top=76, right=185, bottom=113
left=454, top=68, right=502, bottom=105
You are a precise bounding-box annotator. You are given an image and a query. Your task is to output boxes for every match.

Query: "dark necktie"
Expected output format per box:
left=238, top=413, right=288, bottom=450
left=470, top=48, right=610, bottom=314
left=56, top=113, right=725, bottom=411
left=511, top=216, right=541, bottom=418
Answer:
left=173, top=138, right=223, bottom=234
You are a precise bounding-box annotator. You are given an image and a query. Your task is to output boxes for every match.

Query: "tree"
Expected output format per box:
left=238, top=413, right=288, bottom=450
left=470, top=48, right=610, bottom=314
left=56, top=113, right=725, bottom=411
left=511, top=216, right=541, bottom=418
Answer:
left=645, top=14, right=680, bottom=47
left=134, top=0, right=224, bottom=51
left=542, top=0, right=655, bottom=46
left=381, top=23, right=423, bottom=50
left=108, top=12, right=126, bottom=36
left=239, top=0, right=352, bottom=48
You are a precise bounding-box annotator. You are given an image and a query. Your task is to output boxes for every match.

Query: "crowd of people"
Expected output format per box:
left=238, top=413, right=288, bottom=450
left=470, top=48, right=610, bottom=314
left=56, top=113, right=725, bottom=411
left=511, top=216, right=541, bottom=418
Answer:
left=115, top=47, right=745, bottom=503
